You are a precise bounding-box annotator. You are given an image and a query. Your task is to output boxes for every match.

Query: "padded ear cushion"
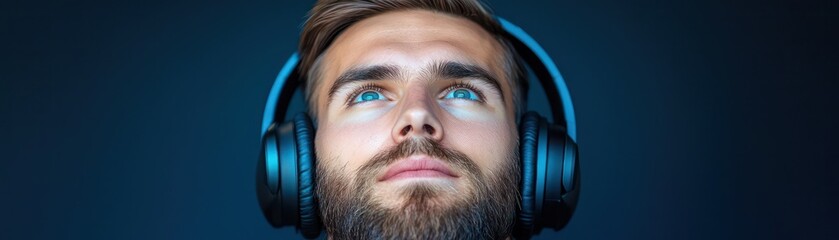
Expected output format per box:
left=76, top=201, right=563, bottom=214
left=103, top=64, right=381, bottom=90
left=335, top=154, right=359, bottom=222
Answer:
left=514, top=111, right=541, bottom=240
left=292, top=113, right=321, bottom=239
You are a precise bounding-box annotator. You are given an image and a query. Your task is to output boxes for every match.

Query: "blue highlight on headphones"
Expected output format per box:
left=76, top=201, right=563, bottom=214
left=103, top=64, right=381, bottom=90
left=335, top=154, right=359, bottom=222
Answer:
left=261, top=53, right=300, bottom=136
left=496, top=18, right=577, bottom=142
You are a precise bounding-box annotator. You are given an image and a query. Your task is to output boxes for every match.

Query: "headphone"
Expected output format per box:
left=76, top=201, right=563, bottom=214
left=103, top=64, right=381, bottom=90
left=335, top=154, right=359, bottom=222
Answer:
left=256, top=18, right=580, bottom=240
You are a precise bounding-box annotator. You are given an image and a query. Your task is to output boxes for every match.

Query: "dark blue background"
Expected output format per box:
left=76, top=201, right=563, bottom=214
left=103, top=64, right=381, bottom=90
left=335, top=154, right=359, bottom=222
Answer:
left=2, top=0, right=836, bottom=239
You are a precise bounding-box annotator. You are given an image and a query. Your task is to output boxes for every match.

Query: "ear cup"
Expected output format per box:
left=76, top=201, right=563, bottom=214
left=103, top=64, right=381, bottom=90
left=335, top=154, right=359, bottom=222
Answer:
left=256, top=123, right=286, bottom=227
left=514, top=111, right=541, bottom=240
left=539, top=123, right=579, bottom=230
left=292, top=113, right=321, bottom=239
left=542, top=132, right=580, bottom=230
left=256, top=117, right=303, bottom=229
left=515, top=111, right=581, bottom=238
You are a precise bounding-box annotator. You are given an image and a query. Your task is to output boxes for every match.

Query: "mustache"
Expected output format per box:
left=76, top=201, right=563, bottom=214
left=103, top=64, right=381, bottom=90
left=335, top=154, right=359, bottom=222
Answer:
left=357, top=137, right=481, bottom=180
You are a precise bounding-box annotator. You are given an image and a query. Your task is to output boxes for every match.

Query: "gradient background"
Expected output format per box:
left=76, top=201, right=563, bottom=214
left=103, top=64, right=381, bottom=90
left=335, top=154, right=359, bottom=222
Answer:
left=1, top=0, right=836, bottom=239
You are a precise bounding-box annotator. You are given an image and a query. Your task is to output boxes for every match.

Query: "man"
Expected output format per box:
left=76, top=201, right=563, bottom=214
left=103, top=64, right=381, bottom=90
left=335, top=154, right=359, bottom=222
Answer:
left=298, top=0, right=527, bottom=239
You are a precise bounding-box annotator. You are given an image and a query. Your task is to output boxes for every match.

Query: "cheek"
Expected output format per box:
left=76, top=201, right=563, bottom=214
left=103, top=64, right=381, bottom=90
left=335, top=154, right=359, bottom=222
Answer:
left=442, top=117, right=517, bottom=172
left=315, top=119, right=392, bottom=174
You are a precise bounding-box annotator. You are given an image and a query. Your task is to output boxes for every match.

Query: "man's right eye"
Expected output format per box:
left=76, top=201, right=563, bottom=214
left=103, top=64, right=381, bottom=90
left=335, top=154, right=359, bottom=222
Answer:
left=345, top=83, right=388, bottom=106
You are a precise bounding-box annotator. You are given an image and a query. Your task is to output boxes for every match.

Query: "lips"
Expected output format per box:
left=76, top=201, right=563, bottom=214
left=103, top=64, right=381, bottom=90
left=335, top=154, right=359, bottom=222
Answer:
left=378, top=155, right=459, bottom=181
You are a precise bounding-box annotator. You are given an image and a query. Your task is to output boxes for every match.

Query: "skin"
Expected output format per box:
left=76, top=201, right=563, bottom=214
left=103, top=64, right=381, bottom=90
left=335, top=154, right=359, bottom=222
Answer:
left=313, top=9, right=518, bottom=214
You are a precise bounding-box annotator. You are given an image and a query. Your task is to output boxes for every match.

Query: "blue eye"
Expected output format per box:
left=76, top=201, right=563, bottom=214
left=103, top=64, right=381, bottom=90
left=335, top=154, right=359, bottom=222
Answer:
left=353, top=90, right=383, bottom=103
left=444, top=88, right=480, bottom=101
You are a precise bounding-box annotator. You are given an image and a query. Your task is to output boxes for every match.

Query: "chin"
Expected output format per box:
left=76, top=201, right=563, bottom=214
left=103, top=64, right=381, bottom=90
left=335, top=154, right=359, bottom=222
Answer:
left=375, top=179, right=471, bottom=211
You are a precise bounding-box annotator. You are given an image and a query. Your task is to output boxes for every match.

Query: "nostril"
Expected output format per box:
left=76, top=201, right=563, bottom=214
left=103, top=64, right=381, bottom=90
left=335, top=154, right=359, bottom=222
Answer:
left=400, top=125, right=412, bottom=136
left=423, top=124, right=435, bottom=135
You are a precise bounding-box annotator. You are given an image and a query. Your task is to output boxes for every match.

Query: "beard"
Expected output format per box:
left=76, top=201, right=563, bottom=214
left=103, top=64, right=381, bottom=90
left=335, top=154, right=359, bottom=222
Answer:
left=316, top=137, right=520, bottom=240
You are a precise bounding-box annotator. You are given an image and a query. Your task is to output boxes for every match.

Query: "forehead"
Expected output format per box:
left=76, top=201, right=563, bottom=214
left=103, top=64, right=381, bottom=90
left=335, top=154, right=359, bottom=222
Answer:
left=319, top=10, right=506, bottom=85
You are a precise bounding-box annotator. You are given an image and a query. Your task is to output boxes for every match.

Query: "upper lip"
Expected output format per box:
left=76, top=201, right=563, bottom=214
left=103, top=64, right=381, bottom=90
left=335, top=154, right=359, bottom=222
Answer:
left=378, top=155, right=459, bottom=181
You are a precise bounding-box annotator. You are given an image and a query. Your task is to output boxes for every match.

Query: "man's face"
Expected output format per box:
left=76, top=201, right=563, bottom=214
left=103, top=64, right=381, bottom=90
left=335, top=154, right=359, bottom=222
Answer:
left=313, top=10, right=519, bottom=239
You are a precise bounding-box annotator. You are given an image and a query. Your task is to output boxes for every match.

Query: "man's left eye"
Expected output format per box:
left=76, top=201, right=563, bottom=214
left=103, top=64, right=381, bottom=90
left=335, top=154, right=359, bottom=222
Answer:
left=443, top=88, right=480, bottom=101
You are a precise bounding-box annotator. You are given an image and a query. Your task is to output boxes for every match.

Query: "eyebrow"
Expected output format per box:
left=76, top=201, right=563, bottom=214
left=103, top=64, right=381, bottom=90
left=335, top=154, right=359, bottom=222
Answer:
left=326, top=61, right=505, bottom=104
left=429, top=61, right=503, bottom=99
left=327, top=65, right=400, bottom=102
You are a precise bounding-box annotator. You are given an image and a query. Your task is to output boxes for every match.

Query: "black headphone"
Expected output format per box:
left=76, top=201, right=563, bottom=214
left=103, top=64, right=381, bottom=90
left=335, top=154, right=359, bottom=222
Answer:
left=256, top=18, right=580, bottom=240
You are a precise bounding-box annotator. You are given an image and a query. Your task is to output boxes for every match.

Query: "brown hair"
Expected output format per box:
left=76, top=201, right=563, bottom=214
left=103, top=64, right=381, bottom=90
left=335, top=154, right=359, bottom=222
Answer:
left=298, top=0, right=527, bottom=117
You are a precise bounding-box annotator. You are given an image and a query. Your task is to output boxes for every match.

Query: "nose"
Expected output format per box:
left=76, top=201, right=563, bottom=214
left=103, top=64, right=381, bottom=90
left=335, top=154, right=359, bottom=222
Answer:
left=391, top=93, right=444, bottom=143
